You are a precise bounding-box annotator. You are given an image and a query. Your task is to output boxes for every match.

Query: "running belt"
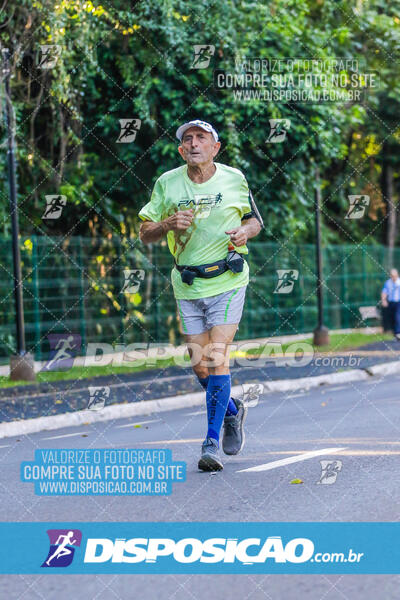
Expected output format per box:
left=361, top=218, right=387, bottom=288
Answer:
left=174, top=250, right=244, bottom=286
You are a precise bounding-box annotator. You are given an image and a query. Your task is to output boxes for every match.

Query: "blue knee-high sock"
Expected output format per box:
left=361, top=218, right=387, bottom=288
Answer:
left=225, top=397, right=238, bottom=416
left=198, top=375, right=237, bottom=416
left=206, top=374, right=231, bottom=444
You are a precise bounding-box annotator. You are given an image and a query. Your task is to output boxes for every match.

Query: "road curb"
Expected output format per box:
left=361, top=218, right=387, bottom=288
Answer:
left=262, top=368, right=369, bottom=392
left=0, top=390, right=205, bottom=439
left=364, top=360, right=400, bottom=377
left=0, top=368, right=372, bottom=439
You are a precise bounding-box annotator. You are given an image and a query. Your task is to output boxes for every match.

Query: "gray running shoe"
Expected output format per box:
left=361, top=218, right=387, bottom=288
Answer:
left=198, top=436, right=223, bottom=471
left=222, top=398, right=248, bottom=455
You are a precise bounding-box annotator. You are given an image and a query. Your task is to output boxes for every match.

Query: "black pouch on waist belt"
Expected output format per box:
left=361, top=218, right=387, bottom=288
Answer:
left=175, top=250, right=244, bottom=286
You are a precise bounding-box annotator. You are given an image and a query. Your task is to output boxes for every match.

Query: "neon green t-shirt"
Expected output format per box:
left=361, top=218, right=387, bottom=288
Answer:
left=138, top=162, right=252, bottom=300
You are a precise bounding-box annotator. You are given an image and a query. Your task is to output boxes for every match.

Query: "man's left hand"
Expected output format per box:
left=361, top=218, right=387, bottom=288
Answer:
left=225, top=226, right=248, bottom=247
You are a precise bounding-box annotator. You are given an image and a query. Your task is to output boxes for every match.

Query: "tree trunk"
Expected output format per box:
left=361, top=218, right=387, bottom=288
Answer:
left=56, top=105, right=67, bottom=187
left=29, top=71, right=45, bottom=207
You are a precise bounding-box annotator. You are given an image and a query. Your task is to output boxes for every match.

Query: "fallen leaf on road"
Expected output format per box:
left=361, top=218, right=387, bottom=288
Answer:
left=290, top=478, right=303, bottom=484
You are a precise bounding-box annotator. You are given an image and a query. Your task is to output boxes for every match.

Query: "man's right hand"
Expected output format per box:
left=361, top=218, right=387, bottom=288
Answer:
left=139, top=210, right=194, bottom=245
left=164, top=210, right=194, bottom=232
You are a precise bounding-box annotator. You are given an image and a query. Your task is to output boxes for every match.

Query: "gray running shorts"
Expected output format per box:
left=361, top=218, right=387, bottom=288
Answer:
left=176, top=286, right=247, bottom=335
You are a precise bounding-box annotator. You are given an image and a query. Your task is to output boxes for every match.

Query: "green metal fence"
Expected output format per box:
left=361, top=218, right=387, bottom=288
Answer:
left=0, top=237, right=394, bottom=362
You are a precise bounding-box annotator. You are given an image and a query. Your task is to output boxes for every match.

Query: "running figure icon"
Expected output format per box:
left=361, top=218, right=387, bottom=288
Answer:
left=45, top=531, right=77, bottom=566
left=43, top=334, right=80, bottom=371
left=274, top=269, right=299, bottom=294
left=42, top=529, right=82, bottom=568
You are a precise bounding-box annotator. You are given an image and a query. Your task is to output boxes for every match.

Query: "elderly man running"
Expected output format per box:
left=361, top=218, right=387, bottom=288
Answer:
left=139, top=119, right=261, bottom=471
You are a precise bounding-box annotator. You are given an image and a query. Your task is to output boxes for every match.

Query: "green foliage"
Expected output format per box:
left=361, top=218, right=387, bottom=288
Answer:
left=0, top=0, right=400, bottom=245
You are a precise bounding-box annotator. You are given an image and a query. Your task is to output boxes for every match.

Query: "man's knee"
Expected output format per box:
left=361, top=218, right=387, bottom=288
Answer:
left=203, top=342, right=230, bottom=369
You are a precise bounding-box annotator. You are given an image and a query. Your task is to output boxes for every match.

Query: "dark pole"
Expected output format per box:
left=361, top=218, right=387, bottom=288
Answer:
left=315, top=167, right=323, bottom=327
left=3, top=48, right=25, bottom=354
left=313, top=165, right=329, bottom=346
left=2, top=49, right=35, bottom=379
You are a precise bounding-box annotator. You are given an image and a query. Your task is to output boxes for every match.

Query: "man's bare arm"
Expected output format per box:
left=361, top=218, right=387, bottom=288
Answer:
left=139, top=209, right=194, bottom=245
left=241, top=216, right=262, bottom=240
left=139, top=220, right=168, bottom=244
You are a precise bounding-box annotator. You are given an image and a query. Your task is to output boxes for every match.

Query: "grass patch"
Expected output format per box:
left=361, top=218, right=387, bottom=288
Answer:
left=0, top=356, right=180, bottom=389
left=244, top=332, right=394, bottom=356
left=301, top=332, right=393, bottom=354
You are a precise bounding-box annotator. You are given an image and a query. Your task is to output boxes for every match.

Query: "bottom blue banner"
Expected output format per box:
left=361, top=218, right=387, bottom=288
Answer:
left=0, top=522, right=397, bottom=574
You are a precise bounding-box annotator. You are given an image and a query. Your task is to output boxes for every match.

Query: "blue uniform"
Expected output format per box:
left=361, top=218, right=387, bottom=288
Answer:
left=382, top=278, right=400, bottom=334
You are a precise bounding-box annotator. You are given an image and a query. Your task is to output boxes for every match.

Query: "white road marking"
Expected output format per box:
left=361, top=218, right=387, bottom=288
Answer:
left=0, top=445, right=11, bottom=449
left=116, top=419, right=161, bottom=429
left=184, top=410, right=206, bottom=416
left=328, top=386, right=347, bottom=391
left=42, top=432, right=90, bottom=440
left=286, top=393, right=306, bottom=399
left=237, top=447, right=347, bottom=473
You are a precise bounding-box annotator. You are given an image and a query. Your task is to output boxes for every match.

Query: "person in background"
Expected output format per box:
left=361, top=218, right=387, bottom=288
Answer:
left=381, top=268, right=400, bottom=340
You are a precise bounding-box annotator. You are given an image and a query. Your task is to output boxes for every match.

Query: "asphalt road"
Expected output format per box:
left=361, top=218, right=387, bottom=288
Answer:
left=1, top=374, right=400, bottom=598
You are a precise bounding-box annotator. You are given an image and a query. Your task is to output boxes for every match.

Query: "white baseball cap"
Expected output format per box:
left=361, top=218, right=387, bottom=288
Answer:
left=176, top=119, right=219, bottom=142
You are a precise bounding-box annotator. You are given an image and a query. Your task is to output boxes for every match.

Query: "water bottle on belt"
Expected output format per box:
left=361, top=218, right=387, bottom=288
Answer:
left=225, top=243, right=244, bottom=274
